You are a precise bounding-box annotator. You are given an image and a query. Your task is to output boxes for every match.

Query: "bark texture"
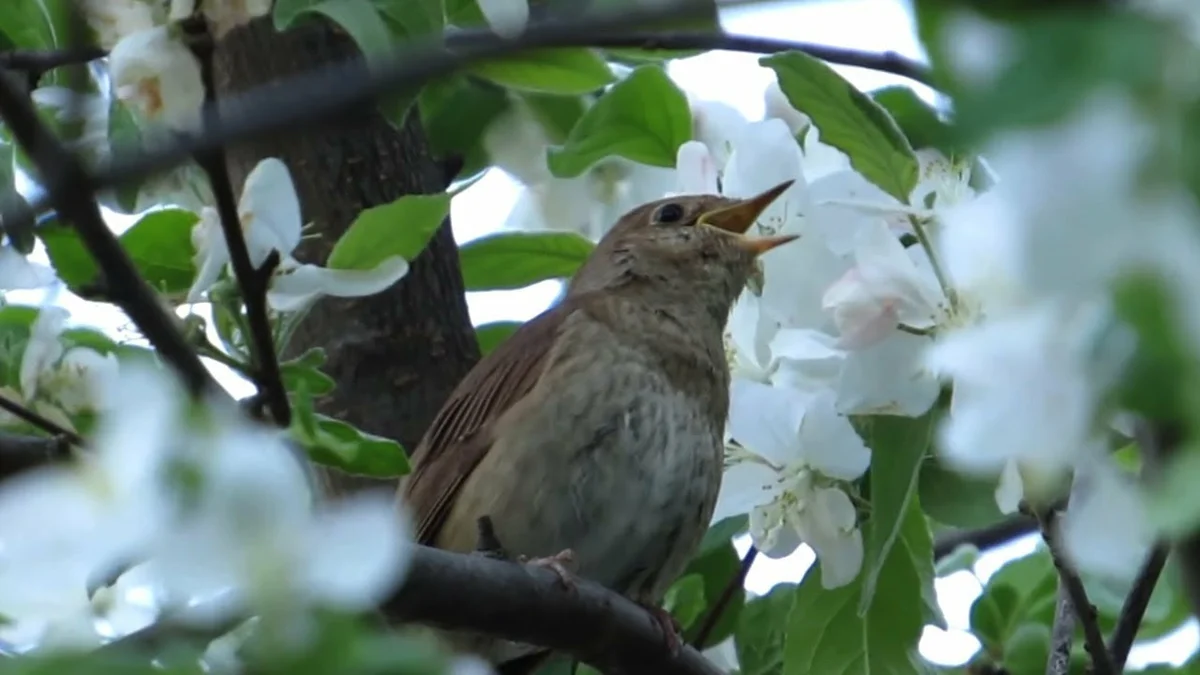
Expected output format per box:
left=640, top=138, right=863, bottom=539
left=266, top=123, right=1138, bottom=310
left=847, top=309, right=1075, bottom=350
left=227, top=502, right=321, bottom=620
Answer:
left=211, top=18, right=480, bottom=496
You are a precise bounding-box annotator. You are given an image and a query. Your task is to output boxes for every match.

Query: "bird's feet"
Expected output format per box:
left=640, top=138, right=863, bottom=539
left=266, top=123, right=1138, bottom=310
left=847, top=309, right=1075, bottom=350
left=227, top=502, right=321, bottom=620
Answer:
left=639, top=603, right=683, bottom=657
left=473, top=515, right=510, bottom=561
left=519, top=549, right=579, bottom=592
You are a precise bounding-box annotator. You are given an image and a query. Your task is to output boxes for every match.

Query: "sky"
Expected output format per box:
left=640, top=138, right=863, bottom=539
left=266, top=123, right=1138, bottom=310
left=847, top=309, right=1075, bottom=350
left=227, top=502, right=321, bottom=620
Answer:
left=6, top=0, right=1198, bottom=668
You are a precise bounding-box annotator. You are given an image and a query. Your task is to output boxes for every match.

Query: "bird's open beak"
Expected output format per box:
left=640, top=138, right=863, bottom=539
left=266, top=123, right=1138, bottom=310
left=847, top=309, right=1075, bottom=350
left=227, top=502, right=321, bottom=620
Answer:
left=697, top=179, right=800, bottom=257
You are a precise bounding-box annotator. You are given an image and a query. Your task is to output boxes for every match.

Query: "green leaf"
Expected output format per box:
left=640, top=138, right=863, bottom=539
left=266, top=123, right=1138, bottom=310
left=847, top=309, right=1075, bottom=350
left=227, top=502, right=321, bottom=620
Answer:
left=547, top=65, right=691, bottom=178
left=784, top=497, right=934, bottom=675
left=870, top=86, right=960, bottom=157
left=417, top=75, right=511, bottom=174
left=373, top=0, right=444, bottom=39
left=0, top=1, right=71, bottom=84
left=36, top=209, right=198, bottom=297
left=458, top=231, right=594, bottom=291
left=970, top=549, right=1058, bottom=653
left=469, top=49, right=614, bottom=95
left=328, top=193, right=450, bottom=270
left=934, top=543, right=978, bottom=577
left=858, top=412, right=937, bottom=616
left=1002, top=623, right=1051, bottom=675
left=101, top=99, right=143, bottom=213
left=969, top=582, right=1020, bottom=655
left=662, top=574, right=707, bottom=630
left=521, top=92, right=588, bottom=144
left=701, top=514, right=748, bottom=555
left=679, top=541, right=744, bottom=648
left=290, top=383, right=409, bottom=478
left=604, top=47, right=706, bottom=65
left=762, top=51, right=918, bottom=203
left=274, top=0, right=392, bottom=58
left=918, top=457, right=1006, bottom=528
left=475, top=321, right=522, bottom=355
left=117, top=210, right=200, bottom=294
left=291, top=411, right=410, bottom=478
left=280, top=348, right=336, bottom=397
left=736, top=583, right=795, bottom=675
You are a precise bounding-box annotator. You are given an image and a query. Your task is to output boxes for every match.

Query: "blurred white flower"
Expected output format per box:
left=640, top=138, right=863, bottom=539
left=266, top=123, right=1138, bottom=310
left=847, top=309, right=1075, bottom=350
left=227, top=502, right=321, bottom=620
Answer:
left=149, top=417, right=411, bottom=618
left=0, top=366, right=181, bottom=643
left=187, top=158, right=409, bottom=311
left=109, top=26, right=205, bottom=132
left=701, top=636, right=739, bottom=672
left=31, top=87, right=110, bottom=169
left=478, top=0, right=529, bottom=39
left=714, top=379, right=869, bottom=589
left=0, top=246, right=56, bottom=291
left=1061, top=464, right=1154, bottom=581
left=690, top=97, right=750, bottom=168
left=79, top=0, right=164, bottom=49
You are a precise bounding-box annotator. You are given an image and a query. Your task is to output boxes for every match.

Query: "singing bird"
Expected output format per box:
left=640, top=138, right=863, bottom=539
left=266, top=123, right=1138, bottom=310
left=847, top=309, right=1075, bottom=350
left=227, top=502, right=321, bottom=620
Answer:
left=397, top=181, right=797, bottom=671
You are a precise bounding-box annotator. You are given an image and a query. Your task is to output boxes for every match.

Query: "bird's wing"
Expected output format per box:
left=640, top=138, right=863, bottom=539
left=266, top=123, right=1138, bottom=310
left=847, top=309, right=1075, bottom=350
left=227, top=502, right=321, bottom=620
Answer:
left=401, top=297, right=583, bottom=546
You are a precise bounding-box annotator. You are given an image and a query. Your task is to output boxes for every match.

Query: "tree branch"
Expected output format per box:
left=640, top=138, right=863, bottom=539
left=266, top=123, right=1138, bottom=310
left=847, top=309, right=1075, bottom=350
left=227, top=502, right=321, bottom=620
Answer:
left=0, top=45, right=107, bottom=90
left=0, top=430, right=73, bottom=480
left=933, top=515, right=1038, bottom=561
left=0, top=1, right=929, bottom=220
left=0, top=63, right=219, bottom=399
left=1107, top=544, right=1169, bottom=673
left=104, top=544, right=722, bottom=675
left=0, top=392, right=84, bottom=445
left=568, top=31, right=932, bottom=84
left=1034, top=507, right=1115, bottom=675
left=186, top=21, right=291, bottom=427
left=1046, top=583, right=1075, bottom=675
left=691, top=546, right=756, bottom=647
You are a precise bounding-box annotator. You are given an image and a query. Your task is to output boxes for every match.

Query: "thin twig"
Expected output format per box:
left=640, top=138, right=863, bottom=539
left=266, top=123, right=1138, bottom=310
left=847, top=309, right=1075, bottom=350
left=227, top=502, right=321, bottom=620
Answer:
left=691, top=546, right=756, bottom=647
left=0, top=45, right=107, bottom=89
left=2, top=3, right=934, bottom=218
left=0, top=69, right=219, bottom=399
left=1046, top=583, right=1075, bottom=675
left=0, top=392, right=84, bottom=445
left=934, top=515, right=1039, bottom=560
left=1035, top=508, right=1116, bottom=675
left=1108, top=545, right=1170, bottom=672
left=186, top=20, right=291, bottom=427
left=572, top=31, right=932, bottom=84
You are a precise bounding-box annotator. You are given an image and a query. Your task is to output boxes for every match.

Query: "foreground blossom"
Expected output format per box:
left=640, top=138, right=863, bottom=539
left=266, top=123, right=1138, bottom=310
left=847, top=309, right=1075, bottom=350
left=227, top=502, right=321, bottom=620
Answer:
left=714, top=379, right=869, bottom=589
left=79, top=0, right=163, bottom=49
left=0, top=246, right=56, bottom=291
left=187, top=157, right=410, bottom=311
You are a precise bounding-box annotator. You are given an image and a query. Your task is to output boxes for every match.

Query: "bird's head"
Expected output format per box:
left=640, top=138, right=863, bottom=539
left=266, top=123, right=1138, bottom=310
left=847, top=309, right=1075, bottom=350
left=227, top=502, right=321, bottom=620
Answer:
left=567, top=180, right=798, bottom=318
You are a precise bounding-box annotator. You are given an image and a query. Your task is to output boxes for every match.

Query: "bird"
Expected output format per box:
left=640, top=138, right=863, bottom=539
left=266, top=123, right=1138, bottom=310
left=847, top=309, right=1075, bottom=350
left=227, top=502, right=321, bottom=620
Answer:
left=396, top=181, right=798, bottom=672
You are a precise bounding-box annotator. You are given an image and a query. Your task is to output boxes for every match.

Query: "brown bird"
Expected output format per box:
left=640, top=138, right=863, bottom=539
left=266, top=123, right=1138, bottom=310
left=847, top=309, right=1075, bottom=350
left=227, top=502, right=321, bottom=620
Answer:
left=397, top=182, right=797, bottom=672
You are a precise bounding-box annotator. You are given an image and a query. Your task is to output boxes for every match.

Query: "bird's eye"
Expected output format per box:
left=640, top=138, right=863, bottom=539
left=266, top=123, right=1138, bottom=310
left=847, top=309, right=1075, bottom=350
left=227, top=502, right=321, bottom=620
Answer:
left=652, top=202, right=686, bottom=225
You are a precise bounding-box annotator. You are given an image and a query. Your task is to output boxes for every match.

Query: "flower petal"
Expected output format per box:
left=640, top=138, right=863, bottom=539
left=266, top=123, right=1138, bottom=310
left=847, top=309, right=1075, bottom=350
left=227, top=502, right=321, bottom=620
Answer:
left=750, top=501, right=802, bottom=558
left=795, top=390, right=870, bottom=481
left=109, top=26, right=203, bottom=131
left=0, top=247, right=56, bottom=291
left=477, top=0, right=529, bottom=38
left=674, top=141, right=719, bottom=195
left=239, top=158, right=303, bottom=266
left=302, top=492, right=412, bottom=609
left=712, top=461, right=780, bottom=523
left=721, top=119, right=807, bottom=235
left=800, top=487, right=863, bottom=589
left=267, top=257, right=409, bottom=312
left=728, top=379, right=806, bottom=467
left=20, top=307, right=68, bottom=400
left=994, top=460, right=1024, bottom=515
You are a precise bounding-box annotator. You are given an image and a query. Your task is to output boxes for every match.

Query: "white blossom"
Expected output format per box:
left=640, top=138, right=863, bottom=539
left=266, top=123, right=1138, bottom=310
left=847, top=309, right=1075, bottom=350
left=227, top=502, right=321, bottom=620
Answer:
left=187, top=158, right=409, bottom=312
left=109, top=26, right=205, bottom=132
left=714, top=380, right=869, bottom=589
left=0, top=246, right=56, bottom=291
left=79, top=0, right=164, bottom=50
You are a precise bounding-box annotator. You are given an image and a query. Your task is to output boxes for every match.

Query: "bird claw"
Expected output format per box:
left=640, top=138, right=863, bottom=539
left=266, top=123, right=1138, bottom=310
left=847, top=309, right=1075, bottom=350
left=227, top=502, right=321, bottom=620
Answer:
left=473, top=515, right=511, bottom=561
left=640, top=604, right=683, bottom=657
left=519, top=549, right=578, bottom=592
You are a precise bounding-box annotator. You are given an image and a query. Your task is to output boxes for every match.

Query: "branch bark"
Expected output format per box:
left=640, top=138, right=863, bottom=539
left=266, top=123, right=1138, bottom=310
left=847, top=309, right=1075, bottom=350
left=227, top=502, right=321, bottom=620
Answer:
left=212, top=17, right=479, bottom=497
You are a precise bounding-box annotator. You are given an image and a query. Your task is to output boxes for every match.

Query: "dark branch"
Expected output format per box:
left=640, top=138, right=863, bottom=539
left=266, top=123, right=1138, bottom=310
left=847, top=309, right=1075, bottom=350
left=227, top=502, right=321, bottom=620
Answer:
left=0, top=45, right=107, bottom=89
left=1108, top=545, right=1169, bottom=672
left=103, top=544, right=722, bottom=675
left=0, top=430, right=74, bottom=479
left=2, top=2, right=933, bottom=221
left=0, top=69, right=218, bottom=399
left=0, top=393, right=84, bottom=445
left=933, top=515, right=1038, bottom=560
left=691, top=546, right=756, bottom=647
left=187, top=21, right=291, bottom=427
left=576, top=31, right=932, bottom=84
left=1034, top=507, right=1116, bottom=675
left=1046, top=583, right=1075, bottom=675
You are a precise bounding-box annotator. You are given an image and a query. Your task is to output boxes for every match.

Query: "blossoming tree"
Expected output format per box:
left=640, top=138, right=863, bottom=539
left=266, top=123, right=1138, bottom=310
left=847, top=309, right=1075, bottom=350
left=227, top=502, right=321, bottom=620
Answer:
left=0, top=0, right=1198, bottom=674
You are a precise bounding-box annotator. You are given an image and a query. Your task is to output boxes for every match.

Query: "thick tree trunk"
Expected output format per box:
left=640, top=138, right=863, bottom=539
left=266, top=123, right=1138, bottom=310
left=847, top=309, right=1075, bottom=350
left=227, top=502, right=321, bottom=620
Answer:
left=210, top=18, right=480, bottom=497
